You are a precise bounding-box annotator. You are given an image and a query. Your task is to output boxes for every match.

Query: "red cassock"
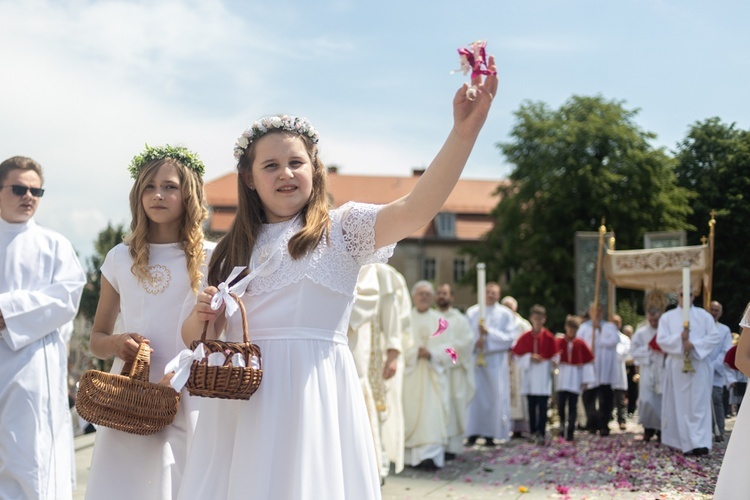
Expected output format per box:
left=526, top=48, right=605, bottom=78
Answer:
left=648, top=335, right=664, bottom=353
left=556, top=337, right=594, bottom=365
left=725, top=345, right=738, bottom=371
left=512, top=328, right=558, bottom=360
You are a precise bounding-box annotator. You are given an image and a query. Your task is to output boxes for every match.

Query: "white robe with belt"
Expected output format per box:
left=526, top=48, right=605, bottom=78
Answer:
left=348, top=263, right=411, bottom=475
left=403, top=308, right=450, bottom=467
left=465, top=302, right=516, bottom=440
left=435, top=307, right=475, bottom=454
left=0, top=218, right=85, bottom=500
left=656, top=306, right=721, bottom=453
left=577, top=320, right=621, bottom=387
left=630, top=323, right=665, bottom=430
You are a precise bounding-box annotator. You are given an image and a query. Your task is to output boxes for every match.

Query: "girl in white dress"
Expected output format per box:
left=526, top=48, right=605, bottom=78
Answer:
left=85, top=146, right=212, bottom=500
left=715, top=303, right=750, bottom=498
left=178, top=55, right=498, bottom=500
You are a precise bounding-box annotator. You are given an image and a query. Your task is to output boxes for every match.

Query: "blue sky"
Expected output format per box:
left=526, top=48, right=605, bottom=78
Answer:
left=1, top=0, right=748, bottom=262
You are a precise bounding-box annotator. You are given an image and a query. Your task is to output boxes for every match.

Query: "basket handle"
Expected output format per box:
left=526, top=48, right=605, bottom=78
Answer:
left=200, top=292, right=250, bottom=344
left=120, top=342, right=151, bottom=382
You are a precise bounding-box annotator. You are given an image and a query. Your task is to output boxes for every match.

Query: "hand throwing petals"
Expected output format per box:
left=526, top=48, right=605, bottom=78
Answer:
left=453, top=40, right=497, bottom=79
left=452, top=40, right=496, bottom=101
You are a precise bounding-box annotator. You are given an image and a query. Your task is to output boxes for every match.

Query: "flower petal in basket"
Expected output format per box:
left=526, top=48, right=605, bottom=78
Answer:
left=186, top=292, right=263, bottom=400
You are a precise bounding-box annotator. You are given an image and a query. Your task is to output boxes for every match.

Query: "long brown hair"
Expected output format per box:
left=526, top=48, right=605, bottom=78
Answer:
left=125, top=158, right=208, bottom=293
left=208, top=130, right=330, bottom=286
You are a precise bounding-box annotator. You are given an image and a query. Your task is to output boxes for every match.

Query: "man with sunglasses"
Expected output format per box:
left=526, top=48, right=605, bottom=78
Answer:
left=0, top=156, right=86, bottom=499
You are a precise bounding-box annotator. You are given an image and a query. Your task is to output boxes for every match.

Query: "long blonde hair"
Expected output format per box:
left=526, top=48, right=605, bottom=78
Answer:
left=125, top=158, right=208, bottom=293
left=208, top=130, right=330, bottom=286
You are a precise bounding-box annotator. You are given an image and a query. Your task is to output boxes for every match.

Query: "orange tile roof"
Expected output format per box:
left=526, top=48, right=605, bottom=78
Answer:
left=204, top=170, right=506, bottom=240
left=326, top=172, right=503, bottom=213
left=208, top=210, right=235, bottom=233
left=205, top=173, right=238, bottom=207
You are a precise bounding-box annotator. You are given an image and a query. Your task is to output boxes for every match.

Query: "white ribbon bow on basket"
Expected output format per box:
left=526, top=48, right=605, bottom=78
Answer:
left=165, top=254, right=283, bottom=391
left=164, top=217, right=297, bottom=391
left=209, top=266, right=255, bottom=316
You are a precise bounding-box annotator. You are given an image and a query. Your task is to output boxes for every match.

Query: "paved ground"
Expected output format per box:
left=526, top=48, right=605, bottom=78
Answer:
left=74, top=414, right=732, bottom=499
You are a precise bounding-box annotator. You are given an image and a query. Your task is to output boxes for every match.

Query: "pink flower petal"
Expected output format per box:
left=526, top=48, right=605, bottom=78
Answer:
left=432, top=317, right=449, bottom=337
left=445, top=348, right=458, bottom=364
left=455, top=40, right=497, bottom=78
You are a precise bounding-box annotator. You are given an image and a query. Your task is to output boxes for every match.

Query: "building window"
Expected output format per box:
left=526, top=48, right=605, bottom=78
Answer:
left=422, top=257, right=437, bottom=281
left=434, top=212, right=456, bottom=238
left=453, top=258, right=467, bottom=282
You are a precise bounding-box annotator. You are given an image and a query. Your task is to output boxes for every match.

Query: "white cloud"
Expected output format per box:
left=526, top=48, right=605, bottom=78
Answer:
left=0, top=0, right=257, bottom=258
left=4, top=0, right=745, bottom=262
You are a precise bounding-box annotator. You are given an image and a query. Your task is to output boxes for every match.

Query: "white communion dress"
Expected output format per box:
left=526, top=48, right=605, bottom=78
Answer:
left=85, top=241, right=213, bottom=500
left=177, top=203, right=392, bottom=500
left=714, top=310, right=750, bottom=499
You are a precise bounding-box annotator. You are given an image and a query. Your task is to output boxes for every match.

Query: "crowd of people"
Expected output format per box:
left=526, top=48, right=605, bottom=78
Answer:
left=2, top=43, right=749, bottom=498
left=347, top=270, right=749, bottom=490
left=0, top=54, right=497, bottom=499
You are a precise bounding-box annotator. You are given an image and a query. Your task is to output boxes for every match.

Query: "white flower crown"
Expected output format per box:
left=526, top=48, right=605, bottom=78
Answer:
left=233, top=115, right=319, bottom=161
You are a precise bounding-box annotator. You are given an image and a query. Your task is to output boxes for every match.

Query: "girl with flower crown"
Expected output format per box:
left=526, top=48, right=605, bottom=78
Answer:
left=178, top=55, right=498, bottom=500
left=85, top=146, right=214, bottom=500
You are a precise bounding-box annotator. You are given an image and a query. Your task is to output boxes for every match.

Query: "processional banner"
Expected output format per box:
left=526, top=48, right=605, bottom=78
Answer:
left=603, top=245, right=708, bottom=293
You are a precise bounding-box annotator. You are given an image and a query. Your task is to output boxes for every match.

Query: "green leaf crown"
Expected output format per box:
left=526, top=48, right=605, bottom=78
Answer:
left=128, top=144, right=206, bottom=180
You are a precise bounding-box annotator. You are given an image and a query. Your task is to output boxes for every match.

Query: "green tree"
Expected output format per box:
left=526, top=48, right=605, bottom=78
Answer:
left=79, top=222, right=126, bottom=320
left=674, top=118, right=750, bottom=327
left=72, top=222, right=126, bottom=373
left=470, top=95, right=692, bottom=329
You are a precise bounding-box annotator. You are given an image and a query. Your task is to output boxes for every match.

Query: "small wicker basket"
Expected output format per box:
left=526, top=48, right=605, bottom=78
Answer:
left=186, top=292, right=263, bottom=400
left=75, top=342, right=181, bottom=435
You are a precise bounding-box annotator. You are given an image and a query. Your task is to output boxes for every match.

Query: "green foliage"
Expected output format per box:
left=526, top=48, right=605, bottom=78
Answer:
left=615, top=297, right=643, bottom=331
left=78, top=223, right=126, bottom=321
left=674, top=118, right=750, bottom=328
left=469, top=95, right=692, bottom=329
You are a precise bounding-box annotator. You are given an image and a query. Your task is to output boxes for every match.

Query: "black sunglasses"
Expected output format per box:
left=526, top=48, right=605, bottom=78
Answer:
left=1, top=185, right=45, bottom=197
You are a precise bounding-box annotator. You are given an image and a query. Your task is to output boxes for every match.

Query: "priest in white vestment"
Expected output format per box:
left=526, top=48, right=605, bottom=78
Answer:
left=435, top=283, right=475, bottom=457
left=348, top=263, right=412, bottom=479
left=403, top=281, right=450, bottom=469
left=0, top=156, right=86, bottom=499
left=656, top=286, right=722, bottom=455
left=465, top=282, right=516, bottom=445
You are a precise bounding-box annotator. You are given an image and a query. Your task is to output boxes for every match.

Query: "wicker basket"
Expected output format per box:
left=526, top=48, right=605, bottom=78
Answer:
left=186, top=292, right=263, bottom=400
left=75, top=342, right=181, bottom=435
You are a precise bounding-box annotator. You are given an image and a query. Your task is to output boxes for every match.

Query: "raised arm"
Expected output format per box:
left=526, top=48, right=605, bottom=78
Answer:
left=374, top=56, right=498, bottom=249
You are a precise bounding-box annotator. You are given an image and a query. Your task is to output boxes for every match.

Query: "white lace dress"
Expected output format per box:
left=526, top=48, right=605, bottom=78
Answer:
left=177, top=202, right=393, bottom=500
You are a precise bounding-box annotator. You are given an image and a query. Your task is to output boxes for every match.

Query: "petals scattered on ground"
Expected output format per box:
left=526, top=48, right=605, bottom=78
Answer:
left=385, top=415, right=731, bottom=499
